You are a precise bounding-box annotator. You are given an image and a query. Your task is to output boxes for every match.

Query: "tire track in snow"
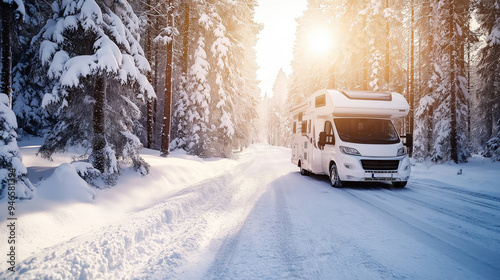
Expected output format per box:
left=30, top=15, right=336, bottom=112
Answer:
left=199, top=147, right=298, bottom=279
left=380, top=187, right=500, bottom=233
left=131, top=177, right=235, bottom=279
left=273, top=179, right=305, bottom=279
left=203, top=175, right=306, bottom=280
left=411, top=181, right=500, bottom=211
left=200, top=176, right=258, bottom=280
left=138, top=152, right=276, bottom=279
left=202, top=220, right=245, bottom=280
left=272, top=176, right=411, bottom=280
left=341, top=188, right=500, bottom=279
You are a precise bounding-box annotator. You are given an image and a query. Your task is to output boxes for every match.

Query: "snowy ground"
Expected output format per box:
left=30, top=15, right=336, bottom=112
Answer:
left=1, top=140, right=500, bottom=279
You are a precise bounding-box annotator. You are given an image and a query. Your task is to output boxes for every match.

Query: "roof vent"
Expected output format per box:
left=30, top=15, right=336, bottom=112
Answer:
left=341, top=91, right=392, bottom=101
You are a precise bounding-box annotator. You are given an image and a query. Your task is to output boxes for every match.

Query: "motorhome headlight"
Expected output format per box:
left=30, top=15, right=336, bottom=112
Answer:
left=339, top=146, right=361, bottom=156
left=397, top=147, right=406, bottom=156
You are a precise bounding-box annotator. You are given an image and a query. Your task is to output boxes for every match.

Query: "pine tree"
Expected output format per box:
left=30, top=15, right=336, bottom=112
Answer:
left=11, top=0, right=53, bottom=137
left=171, top=0, right=191, bottom=151
left=413, top=0, right=435, bottom=160
left=206, top=0, right=235, bottom=157
left=0, top=0, right=35, bottom=199
left=268, top=69, right=290, bottom=147
left=185, top=27, right=212, bottom=156
left=475, top=0, right=500, bottom=159
left=223, top=0, right=259, bottom=151
left=36, top=0, right=155, bottom=182
left=416, top=0, right=470, bottom=163
left=170, top=0, right=259, bottom=157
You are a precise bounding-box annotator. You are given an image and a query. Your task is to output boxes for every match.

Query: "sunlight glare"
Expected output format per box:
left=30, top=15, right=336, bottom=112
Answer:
left=307, top=27, right=334, bottom=56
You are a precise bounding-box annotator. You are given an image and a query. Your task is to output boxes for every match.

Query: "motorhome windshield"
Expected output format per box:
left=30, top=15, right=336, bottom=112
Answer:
left=334, top=118, right=400, bottom=144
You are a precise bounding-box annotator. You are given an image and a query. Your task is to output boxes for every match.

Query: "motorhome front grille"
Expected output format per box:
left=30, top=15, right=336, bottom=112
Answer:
left=361, top=160, right=399, bottom=170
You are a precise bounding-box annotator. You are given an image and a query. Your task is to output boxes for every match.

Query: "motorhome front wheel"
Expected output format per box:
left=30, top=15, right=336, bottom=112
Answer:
left=329, top=164, right=343, bottom=188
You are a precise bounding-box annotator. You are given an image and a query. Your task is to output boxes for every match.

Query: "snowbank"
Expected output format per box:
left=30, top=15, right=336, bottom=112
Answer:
left=35, top=163, right=96, bottom=202
left=0, top=139, right=236, bottom=273
left=411, top=155, right=500, bottom=195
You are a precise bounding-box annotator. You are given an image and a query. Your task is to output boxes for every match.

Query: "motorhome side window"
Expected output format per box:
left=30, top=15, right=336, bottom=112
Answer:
left=324, top=121, right=335, bottom=144
left=315, top=94, right=326, bottom=107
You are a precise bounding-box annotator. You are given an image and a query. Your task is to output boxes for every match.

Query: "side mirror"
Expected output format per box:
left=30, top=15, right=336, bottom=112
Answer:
left=318, top=132, right=326, bottom=148
left=401, top=133, right=413, bottom=147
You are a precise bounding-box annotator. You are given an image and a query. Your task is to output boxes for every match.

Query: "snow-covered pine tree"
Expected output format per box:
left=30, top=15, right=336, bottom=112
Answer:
left=413, top=0, right=435, bottom=160
left=268, top=69, right=290, bottom=147
left=182, top=0, right=212, bottom=157
left=171, top=0, right=191, bottom=151
left=36, top=0, right=155, bottom=182
left=475, top=0, right=500, bottom=159
left=418, top=0, right=470, bottom=163
left=170, top=0, right=258, bottom=157
left=141, top=0, right=163, bottom=150
left=360, top=0, right=386, bottom=91
left=205, top=0, right=234, bottom=157
left=13, top=49, right=52, bottom=137
left=12, top=0, right=53, bottom=137
left=356, top=0, right=405, bottom=92
left=0, top=0, right=35, bottom=199
left=186, top=35, right=212, bottom=157
left=482, top=118, right=500, bottom=161
left=220, top=0, right=259, bottom=151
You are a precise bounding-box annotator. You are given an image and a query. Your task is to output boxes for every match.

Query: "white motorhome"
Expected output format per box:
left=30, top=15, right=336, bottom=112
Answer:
left=290, top=89, right=411, bottom=188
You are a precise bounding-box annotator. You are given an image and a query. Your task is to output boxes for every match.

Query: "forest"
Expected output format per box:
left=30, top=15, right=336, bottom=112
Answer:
left=1, top=0, right=499, bottom=200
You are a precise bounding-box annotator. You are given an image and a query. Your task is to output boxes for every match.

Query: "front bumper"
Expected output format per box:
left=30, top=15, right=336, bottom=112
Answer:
left=337, top=155, right=411, bottom=182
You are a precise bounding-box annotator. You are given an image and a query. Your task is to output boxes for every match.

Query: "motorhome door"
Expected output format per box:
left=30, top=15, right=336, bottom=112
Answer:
left=319, top=120, right=336, bottom=174
left=301, top=118, right=314, bottom=171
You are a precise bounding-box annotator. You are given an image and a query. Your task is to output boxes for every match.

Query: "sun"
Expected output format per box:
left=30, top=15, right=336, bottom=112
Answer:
left=307, top=26, right=334, bottom=55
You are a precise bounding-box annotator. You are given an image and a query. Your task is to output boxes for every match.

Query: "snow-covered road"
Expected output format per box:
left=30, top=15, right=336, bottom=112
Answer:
left=4, top=145, right=500, bottom=279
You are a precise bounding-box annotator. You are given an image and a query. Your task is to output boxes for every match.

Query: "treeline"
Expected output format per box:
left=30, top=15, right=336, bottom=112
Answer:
left=0, top=0, right=260, bottom=199
left=280, top=0, right=499, bottom=163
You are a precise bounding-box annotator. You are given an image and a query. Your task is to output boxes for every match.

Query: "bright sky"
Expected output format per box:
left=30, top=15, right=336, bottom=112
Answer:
left=254, top=0, right=308, bottom=97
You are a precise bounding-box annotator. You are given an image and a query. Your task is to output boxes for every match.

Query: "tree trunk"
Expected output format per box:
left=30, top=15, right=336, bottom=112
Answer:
left=1, top=2, right=12, bottom=105
left=362, top=15, right=368, bottom=90
left=449, top=0, right=458, bottom=163
left=183, top=0, right=190, bottom=74
left=409, top=0, right=415, bottom=157
left=466, top=12, right=471, bottom=143
left=160, top=0, right=174, bottom=157
left=154, top=16, right=159, bottom=139
left=93, top=76, right=107, bottom=173
left=146, top=96, right=154, bottom=148
left=426, top=107, right=433, bottom=156
left=385, top=0, right=390, bottom=87
left=146, top=0, right=154, bottom=149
